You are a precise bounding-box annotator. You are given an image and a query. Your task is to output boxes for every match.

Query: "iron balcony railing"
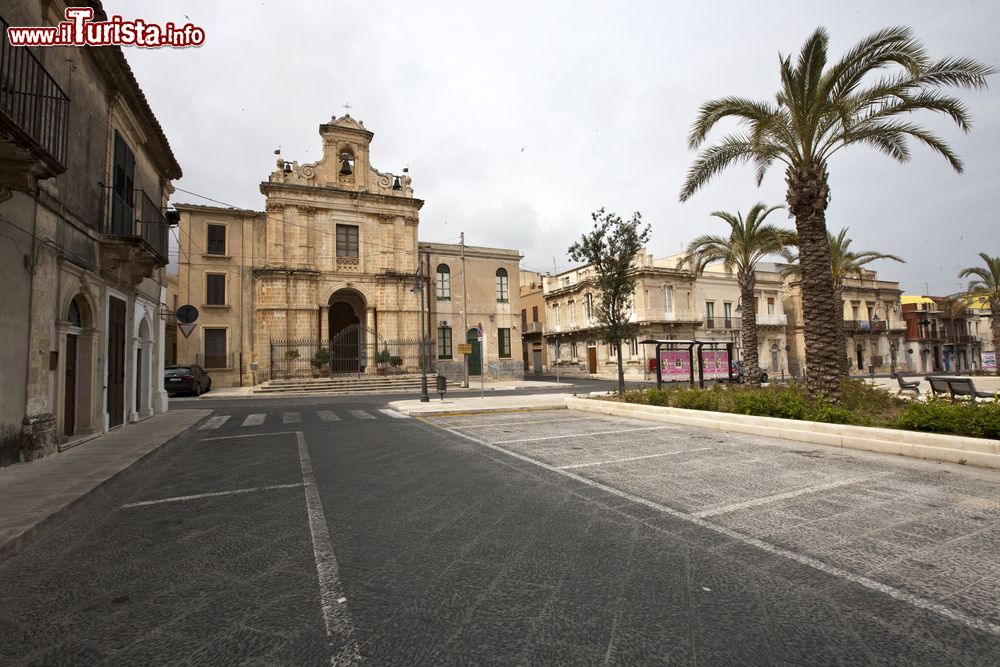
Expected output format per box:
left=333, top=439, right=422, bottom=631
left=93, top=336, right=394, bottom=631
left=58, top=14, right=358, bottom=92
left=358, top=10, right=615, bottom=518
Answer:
left=843, top=319, right=888, bottom=334
left=703, top=317, right=741, bottom=330
left=105, top=189, right=170, bottom=263
left=0, top=14, right=70, bottom=171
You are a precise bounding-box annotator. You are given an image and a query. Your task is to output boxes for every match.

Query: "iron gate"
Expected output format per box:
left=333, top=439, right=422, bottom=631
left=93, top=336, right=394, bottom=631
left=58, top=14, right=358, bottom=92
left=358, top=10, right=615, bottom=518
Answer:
left=269, top=325, right=431, bottom=380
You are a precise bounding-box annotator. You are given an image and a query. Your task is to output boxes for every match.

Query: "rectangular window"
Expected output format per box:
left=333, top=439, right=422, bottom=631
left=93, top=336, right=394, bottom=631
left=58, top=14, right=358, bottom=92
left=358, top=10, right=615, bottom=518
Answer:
left=336, top=224, right=359, bottom=258
left=585, top=293, right=594, bottom=321
left=436, top=264, right=451, bottom=300
left=206, top=274, right=226, bottom=305
left=630, top=338, right=639, bottom=356
left=723, top=302, right=733, bottom=327
left=705, top=301, right=715, bottom=328
left=532, top=305, right=539, bottom=322
left=206, top=224, right=226, bottom=255
left=496, top=269, right=509, bottom=302
left=204, top=328, right=227, bottom=368
left=767, top=297, right=775, bottom=315
left=110, top=131, right=135, bottom=236
left=521, top=309, right=527, bottom=330
left=569, top=300, right=576, bottom=327
left=498, top=328, right=511, bottom=358
left=553, top=304, right=560, bottom=325
left=664, top=288, right=672, bottom=316
left=437, top=327, right=453, bottom=359
left=609, top=343, right=617, bottom=359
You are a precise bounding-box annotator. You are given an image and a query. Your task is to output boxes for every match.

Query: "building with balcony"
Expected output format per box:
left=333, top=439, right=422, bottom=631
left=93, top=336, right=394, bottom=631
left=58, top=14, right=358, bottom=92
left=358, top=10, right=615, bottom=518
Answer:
left=783, top=270, right=904, bottom=377
left=901, top=296, right=982, bottom=373
left=519, top=271, right=547, bottom=374
left=0, top=1, right=181, bottom=465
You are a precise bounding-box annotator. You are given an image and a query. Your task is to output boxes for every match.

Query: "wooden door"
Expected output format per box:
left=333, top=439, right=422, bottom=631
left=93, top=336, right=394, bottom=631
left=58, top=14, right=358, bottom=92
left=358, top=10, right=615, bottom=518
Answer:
left=587, top=347, right=597, bottom=374
left=532, top=348, right=543, bottom=374
left=107, top=297, right=126, bottom=427
left=64, top=334, right=77, bottom=436
left=467, top=329, right=481, bottom=376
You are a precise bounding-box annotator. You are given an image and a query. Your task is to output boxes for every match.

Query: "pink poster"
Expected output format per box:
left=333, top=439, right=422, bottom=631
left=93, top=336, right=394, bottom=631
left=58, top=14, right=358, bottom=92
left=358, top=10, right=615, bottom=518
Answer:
left=659, top=350, right=690, bottom=382
left=699, top=349, right=730, bottom=380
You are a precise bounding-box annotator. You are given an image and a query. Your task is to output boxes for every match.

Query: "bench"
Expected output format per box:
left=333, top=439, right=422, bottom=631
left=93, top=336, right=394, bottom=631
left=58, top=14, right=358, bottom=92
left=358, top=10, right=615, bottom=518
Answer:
left=945, top=377, right=997, bottom=403
left=925, top=376, right=951, bottom=399
left=894, top=373, right=920, bottom=397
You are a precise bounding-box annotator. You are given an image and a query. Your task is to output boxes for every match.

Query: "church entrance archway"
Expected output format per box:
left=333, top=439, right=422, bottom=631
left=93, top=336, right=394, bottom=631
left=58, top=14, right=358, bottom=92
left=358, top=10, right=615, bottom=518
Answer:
left=328, top=289, right=366, bottom=374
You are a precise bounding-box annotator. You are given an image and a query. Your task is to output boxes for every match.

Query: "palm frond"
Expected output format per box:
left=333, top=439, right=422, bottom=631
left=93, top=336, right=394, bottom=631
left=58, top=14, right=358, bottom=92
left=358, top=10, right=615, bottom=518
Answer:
left=679, top=135, right=762, bottom=202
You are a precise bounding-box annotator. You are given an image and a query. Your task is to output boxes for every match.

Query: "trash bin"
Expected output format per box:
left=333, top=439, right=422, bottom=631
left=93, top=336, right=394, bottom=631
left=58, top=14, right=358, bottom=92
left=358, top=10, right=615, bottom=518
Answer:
left=435, top=374, right=447, bottom=400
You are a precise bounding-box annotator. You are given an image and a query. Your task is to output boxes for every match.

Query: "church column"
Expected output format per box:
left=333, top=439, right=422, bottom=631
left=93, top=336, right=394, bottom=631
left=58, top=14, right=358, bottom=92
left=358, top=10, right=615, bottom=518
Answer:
left=320, top=306, right=329, bottom=342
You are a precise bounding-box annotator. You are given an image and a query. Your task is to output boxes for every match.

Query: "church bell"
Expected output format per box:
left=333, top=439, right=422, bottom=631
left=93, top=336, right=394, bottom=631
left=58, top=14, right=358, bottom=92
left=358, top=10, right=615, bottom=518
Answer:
left=339, top=154, right=353, bottom=175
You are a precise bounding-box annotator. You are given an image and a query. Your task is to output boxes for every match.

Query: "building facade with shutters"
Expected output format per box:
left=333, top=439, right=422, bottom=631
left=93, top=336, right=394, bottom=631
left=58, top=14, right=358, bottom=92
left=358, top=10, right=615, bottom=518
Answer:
left=0, top=0, right=180, bottom=465
left=421, top=242, right=524, bottom=382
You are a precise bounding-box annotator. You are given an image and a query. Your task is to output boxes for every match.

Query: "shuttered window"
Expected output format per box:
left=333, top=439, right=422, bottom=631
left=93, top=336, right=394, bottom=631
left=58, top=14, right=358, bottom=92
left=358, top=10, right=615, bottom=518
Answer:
left=336, top=224, right=359, bottom=258
left=206, top=274, right=226, bottom=305
left=207, top=224, right=226, bottom=255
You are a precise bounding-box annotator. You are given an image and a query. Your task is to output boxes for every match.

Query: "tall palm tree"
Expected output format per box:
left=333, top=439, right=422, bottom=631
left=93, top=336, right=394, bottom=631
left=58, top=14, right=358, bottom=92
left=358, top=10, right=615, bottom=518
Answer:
left=959, top=253, right=1000, bottom=375
left=678, top=203, right=794, bottom=386
left=679, top=26, right=992, bottom=401
left=784, top=228, right=904, bottom=374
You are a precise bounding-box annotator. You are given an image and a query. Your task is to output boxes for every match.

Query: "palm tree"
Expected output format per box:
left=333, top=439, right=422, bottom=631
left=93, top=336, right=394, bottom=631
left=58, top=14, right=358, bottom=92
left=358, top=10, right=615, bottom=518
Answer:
left=679, top=26, right=992, bottom=401
left=784, top=228, right=904, bottom=374
left=959, top=253, right=1000, bottom=375
left=678, top=203, right=794, bottom=386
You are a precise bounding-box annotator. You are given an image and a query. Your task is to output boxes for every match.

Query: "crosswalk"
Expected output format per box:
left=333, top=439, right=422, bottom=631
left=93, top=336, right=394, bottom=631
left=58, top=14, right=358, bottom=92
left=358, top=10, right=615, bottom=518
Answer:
left=198, top=408, right=410, bottom=430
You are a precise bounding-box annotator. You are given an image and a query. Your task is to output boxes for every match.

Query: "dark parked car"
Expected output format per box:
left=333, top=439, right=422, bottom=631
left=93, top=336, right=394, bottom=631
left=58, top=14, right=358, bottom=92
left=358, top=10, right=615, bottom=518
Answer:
left=164, top=365, right=212, bottom=397
left=730, top=360, right=768, bottom=384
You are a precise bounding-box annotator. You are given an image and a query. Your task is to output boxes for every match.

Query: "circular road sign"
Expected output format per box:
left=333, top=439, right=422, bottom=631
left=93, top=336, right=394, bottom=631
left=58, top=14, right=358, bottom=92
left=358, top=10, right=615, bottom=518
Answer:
left=176, top=304, right=199, bottom=324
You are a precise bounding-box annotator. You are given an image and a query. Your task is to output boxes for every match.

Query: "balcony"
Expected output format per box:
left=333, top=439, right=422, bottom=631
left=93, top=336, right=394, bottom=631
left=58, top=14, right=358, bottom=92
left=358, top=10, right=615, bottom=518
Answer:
left=703, top=317, right=741, bottom=330
left=524, top=322, right=544, bottom=334
left=844, top=319, right=887, bottom=334
left=756, top=313, right=787, bottom=326
left=99, top=190, right=171, bottom=284
left=0, top=15, right=70, bottom=188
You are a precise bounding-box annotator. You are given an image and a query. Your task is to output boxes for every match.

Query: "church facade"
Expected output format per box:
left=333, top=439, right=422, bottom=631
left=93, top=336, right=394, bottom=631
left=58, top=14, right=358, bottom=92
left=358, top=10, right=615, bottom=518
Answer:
left=178, top=115, right=524, bottom=385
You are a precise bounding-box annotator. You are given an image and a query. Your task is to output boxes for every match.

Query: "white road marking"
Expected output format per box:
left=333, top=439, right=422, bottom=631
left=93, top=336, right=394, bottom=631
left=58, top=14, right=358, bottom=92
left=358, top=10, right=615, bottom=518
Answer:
left=200, top=431, right=300, bottom=441
left=494, top=425, right=675, bottom=444
left=242, top=413, right=266, bottom=427
left=296, top=432, right=361, bottom=664
left=692, top=476, right=876, bottom=518
left=435, top=422, right=1000, bottom=639
left=197, top=415, right=230, bottom=430
left=283, top=412, right=302, bottom=424
left=378, top=409, right=410, bottom=419
left=349, top=410, right=376, bottom=420
left=122, top=483, right=304, bottom=508
left=317, top=410, right=340, bottom=422
left=452, top=416, right=598, bottom=429
left=559, top=448, right=711, bottom=470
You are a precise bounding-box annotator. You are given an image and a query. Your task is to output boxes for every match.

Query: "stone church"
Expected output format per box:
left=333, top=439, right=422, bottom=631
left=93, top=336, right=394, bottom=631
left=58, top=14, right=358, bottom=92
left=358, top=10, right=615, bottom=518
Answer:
left=175, top=115, right=428, bottom=384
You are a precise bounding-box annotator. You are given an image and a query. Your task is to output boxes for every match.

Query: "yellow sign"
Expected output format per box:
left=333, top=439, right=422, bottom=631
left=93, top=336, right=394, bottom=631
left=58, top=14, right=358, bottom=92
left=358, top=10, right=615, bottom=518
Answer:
left=456, top=343, right=473, bottom=355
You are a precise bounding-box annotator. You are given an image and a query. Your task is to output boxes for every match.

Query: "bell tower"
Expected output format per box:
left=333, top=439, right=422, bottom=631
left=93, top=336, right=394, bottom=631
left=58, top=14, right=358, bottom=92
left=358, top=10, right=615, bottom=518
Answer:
left=319, top=115, right=374, bottom=190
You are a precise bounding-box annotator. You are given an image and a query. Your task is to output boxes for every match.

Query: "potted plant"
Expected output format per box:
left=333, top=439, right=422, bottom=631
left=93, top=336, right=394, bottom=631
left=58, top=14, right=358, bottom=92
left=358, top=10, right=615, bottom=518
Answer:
left=283, top=349, right=300, bottom=379
left=375, top=348, right=391, bottom=376
left=310, top=347, right=331, bottom=378
left=389, top=355, right=404, bottom=374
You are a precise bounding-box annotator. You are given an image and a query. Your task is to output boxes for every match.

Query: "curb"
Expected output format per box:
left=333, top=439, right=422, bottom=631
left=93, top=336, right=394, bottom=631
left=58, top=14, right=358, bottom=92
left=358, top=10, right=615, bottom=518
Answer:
left=405, top=405, right=569, bottom=418
left=0, top=410, right=213, bottom=563
left=565, top=397, right=1000, bottom=470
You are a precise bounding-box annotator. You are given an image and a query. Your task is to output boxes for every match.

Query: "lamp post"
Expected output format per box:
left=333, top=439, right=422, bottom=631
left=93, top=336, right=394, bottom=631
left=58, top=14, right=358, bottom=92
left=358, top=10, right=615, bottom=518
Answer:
left=411, top=268, right=430, bottom=402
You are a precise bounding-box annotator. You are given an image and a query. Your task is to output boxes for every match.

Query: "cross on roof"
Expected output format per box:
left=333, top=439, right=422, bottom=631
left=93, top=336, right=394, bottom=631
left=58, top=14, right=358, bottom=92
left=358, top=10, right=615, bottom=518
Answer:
left=342, top=103, right=352, bottom=112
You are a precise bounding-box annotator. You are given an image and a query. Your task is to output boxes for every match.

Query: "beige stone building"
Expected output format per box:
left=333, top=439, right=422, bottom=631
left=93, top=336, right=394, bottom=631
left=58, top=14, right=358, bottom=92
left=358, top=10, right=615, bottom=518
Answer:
left=783, top=269, right=904, bottom=377
left=519, top=271, right=547, bottom=374
left=176, top=116, right=525, bottom=385
left=1, top=0, right=180, bottom=464
left=422, top=242, right=524, bottom=381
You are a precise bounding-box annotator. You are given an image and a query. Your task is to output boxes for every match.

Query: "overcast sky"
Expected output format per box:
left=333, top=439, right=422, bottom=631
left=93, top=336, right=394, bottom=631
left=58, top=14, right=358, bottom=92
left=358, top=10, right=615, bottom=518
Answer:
left=106, top=0, right=1000, bottom=296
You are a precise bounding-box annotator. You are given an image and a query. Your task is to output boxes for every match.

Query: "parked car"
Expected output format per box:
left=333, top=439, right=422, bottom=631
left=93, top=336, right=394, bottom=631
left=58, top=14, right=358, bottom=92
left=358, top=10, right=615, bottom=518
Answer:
left=731, top=360, right=768, bottom=384
left=164, top=365, right=212, bottom=397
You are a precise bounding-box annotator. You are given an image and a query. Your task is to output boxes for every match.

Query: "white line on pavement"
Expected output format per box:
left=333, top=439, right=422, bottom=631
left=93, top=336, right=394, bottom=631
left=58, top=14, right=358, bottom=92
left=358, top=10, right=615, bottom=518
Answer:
left=242, top=413, right=266, bottom=427
left=494, top=425, right=675, bottom=444
left=692, top=476, right=877, bottom=518
left=283, top=412, right=302, bottom=424
left=317, top=410, right=340, bottom=422
left=559, top=448, right=711, bottom=470
left=349, top=410, right=376, bottom=420
left=200, top=431, right=300, bottom=441
left=296, top=431, right=361, bottom=664
left=378, top=409, right=410, bottom=419
left=197, top=415, right=231, bottom=430
left=122, top=483, right=304, bottom=508
left=452, top=416, right=600, bottom=429
left=435, top=423, right=1000, bottom=639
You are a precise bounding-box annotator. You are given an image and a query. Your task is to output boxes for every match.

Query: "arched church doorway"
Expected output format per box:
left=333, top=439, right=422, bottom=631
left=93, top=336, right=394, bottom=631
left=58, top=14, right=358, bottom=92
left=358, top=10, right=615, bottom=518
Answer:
left=328, top=289, right=366, bottom=374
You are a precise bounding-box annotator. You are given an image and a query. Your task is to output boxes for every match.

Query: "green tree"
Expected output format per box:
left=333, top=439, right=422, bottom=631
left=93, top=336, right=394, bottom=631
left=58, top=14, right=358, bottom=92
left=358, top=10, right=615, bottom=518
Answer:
left=680, top=26, right=992, bottom=401
left=678, top=203, right=794, bottom=385
left=568, top=208, right=651, bottom=394
left=784, top=228, right=904, bottom=374
left=959, top=253, right=1000, bottom=374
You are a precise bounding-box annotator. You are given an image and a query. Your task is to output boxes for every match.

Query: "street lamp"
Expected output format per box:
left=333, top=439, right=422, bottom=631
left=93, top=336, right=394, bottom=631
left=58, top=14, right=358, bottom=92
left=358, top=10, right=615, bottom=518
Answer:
left=410, top=270, right=430, bottom=402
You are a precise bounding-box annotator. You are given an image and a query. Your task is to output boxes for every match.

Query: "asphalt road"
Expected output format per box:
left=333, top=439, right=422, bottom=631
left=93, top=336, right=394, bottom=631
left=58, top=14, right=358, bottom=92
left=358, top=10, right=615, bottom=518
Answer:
left=2, top=390, right=999, bottom=665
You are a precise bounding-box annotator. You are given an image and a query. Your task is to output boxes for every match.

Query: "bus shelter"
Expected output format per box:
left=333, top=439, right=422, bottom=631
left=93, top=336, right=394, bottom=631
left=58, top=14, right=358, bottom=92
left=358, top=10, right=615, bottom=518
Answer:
left=640, top=339, right=735, bottom=389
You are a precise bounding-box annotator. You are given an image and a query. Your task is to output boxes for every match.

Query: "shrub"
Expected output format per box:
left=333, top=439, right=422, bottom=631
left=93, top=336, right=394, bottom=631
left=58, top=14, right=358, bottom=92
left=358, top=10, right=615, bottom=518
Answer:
left=311, top=347, right=331, bottom=368
left=672, top=387, right=725, bottom=412
left=894, top=398, right=1000, bottom=439
left=730, top=386, right=809, bottom=420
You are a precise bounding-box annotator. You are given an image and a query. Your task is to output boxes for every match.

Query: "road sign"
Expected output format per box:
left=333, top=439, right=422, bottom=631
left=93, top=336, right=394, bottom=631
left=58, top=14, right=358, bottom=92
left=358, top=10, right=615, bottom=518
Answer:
left=178, top=322, right=197, bottom=339
left=176, top=304, right=199, bottom=324
left=456, top=343, right=473, bottom=355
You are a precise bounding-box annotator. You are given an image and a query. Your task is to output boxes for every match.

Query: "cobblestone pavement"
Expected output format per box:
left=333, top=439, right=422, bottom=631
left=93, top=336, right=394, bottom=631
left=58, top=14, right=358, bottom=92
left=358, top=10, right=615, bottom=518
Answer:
left=2, top=398, right=999, bottom=664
